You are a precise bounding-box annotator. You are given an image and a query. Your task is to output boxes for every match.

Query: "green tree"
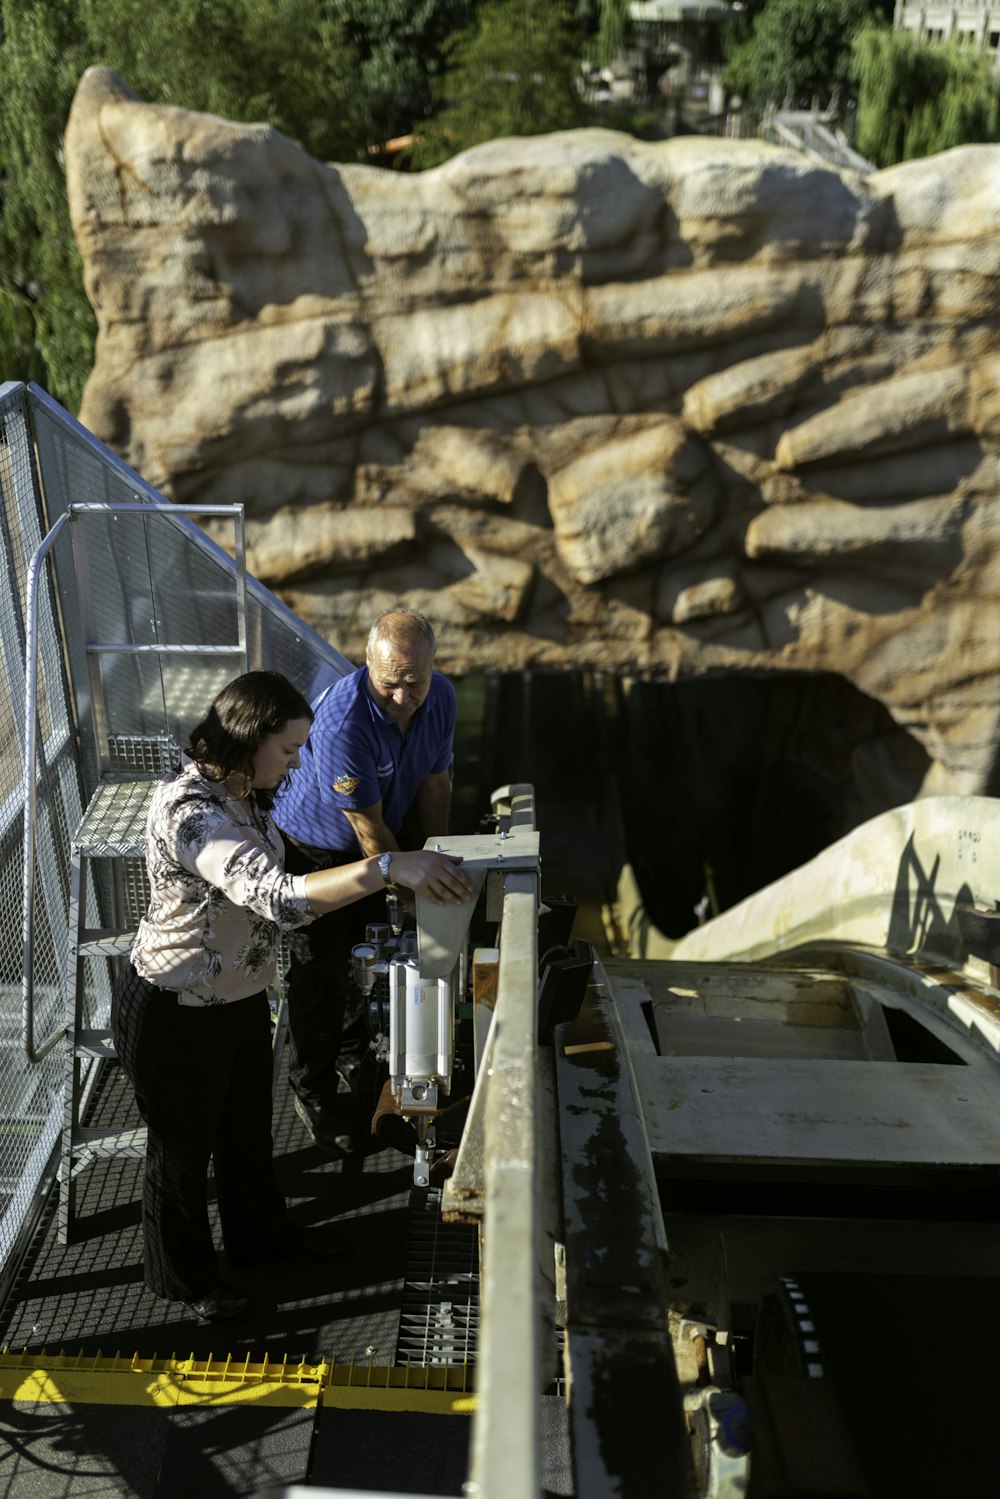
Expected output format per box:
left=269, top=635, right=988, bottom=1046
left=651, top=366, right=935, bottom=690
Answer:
left=0, top=0, right=366, bottom=410
left=78, top=0, right=366, bottom=163
left=725, top=0, right=880, bottom=111
left=0, top=0, right=94, bottom=409
left=412, top=0, right=586, bottom=167
left=329, top=0, right=481, bottom=147
left=854, top=26, right=1000, bottom=167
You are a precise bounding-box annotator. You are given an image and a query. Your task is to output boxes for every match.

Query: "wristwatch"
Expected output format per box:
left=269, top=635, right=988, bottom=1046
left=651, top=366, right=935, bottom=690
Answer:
left=378, top=851, right=392, bottom=884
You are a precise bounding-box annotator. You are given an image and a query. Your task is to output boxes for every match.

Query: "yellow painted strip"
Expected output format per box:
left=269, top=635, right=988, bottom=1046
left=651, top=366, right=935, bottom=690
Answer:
left=322, top=1357, right=475, bottom=1414
left=0, top=1351, right=328, bottom=1408
left=320, top=1385, right=476, bottom=1415
left=0, top=1369, right=321, bottom=1408
left=0, top=1350, right=475, bottom=1413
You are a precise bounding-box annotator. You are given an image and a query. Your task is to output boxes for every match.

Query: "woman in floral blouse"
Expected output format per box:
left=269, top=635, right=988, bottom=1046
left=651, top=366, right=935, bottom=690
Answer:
left=111, top=670, right=472, bottom=1325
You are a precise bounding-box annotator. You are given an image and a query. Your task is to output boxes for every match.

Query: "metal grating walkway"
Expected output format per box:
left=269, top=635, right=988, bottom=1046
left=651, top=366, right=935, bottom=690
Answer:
left=0, top=1050, right=480, bottom=1497
left=397, top=1187, right=479, bottom=1369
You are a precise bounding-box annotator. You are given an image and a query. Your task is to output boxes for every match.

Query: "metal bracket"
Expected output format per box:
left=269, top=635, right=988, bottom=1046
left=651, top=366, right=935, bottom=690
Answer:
left=415, top=826, right=540, bottom=979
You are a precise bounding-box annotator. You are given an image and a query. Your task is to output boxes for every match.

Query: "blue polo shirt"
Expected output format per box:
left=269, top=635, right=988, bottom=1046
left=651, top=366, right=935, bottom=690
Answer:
left=274, top=666, right=456, bottom=854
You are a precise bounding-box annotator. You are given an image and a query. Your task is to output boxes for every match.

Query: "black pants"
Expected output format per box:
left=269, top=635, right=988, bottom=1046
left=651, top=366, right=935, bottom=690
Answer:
left=282, top=839, right=387, bottom=1116
left=111, top=964, right=288, bottom=1302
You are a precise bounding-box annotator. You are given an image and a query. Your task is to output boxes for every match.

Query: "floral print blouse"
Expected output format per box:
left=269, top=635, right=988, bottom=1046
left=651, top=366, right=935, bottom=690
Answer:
left=131, top=758, right=315, bottom=1006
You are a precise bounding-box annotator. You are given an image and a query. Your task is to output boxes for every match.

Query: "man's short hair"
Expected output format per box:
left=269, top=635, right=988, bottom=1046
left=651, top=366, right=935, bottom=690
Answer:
left=366, top=609, right=436, bottom=661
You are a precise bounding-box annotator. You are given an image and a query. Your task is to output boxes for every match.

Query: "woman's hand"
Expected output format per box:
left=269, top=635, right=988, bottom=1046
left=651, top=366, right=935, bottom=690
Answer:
left=390, top=851, right=474, bottom=906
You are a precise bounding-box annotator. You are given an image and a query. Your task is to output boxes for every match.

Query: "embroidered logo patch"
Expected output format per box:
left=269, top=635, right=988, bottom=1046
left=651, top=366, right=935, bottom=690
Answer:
left=332, top=774, right=361, bottom=795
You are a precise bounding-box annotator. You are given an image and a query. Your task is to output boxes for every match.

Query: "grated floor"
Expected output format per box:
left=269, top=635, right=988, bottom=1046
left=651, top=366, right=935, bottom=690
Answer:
left=1, top=1056, right=479, bottom=1364
left=397, top=1187, right=479, bottom=1369
left=0, top=1050, right=481, bottom=1498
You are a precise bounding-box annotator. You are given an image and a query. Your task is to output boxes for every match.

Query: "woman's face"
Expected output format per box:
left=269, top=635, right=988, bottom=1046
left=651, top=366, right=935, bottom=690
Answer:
left=251, top=717, right=311, bottom=790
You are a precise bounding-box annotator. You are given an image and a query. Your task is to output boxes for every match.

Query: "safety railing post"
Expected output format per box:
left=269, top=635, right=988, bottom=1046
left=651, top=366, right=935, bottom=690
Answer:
left=21, top=513, right=72, bottom=1064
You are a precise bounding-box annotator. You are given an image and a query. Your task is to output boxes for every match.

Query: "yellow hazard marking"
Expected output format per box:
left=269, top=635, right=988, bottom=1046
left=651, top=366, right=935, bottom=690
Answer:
left=0, top=1348, right=475, bottom=1414
left=324, top=1359, right=476, bottom=1415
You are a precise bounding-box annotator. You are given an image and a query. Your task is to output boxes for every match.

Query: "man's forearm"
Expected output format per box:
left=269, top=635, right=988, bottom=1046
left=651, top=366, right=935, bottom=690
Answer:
left=343, top=807, right=400, bottom=860
left=415, top=774, right=451, bottom=838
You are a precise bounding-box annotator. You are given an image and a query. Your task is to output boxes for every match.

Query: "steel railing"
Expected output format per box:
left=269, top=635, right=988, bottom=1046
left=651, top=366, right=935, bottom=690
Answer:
left=21, top=501, right=250, bottom=1064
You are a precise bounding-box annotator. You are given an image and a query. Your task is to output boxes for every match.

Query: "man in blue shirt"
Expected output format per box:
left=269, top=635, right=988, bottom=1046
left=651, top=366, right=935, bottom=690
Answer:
left=275, top=610, right=456, bottom=1153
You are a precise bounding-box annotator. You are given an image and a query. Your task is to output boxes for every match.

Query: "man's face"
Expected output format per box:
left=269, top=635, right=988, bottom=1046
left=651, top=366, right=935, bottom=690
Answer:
left=366, top=637, right=434, bottom=728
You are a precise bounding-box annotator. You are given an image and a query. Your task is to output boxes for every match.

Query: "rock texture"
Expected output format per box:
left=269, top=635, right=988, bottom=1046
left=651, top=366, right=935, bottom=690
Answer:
left=66, top=68, right=1000, bottom=799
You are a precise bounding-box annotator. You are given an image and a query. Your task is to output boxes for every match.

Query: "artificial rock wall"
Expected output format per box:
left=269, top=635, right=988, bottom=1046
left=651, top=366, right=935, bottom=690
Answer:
left=65, top=67, right=1000, bottom=800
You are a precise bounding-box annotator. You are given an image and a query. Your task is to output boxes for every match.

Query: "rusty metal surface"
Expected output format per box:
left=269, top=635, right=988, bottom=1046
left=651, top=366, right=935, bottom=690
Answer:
left=555, top=975, right=695, bottom=1498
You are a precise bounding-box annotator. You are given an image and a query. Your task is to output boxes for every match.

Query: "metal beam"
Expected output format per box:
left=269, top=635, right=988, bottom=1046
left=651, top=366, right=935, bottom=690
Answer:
left=555, top=969, right=695, bottom=1497
left=465, top=874, right=543, bottom=1499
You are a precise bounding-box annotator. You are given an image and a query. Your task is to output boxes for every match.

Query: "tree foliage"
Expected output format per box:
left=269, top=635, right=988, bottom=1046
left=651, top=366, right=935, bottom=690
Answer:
left=0, top=0, right=368, bottom=410
left=0, top=0, right=94, bottom=410
left=725, top=0, right=881, bottom=110
left=411, top=0, right=586, bottom=168
left=78, top=0, right=366, bottom=162
left=854, top=27, right=1000, bottom=167
left=328, top=0, right=480, bottom=145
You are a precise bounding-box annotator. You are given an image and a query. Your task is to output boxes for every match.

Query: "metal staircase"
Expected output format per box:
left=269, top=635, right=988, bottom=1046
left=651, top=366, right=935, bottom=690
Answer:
left=24, top=501, right=250, bottom=1243
left=61, top=757, right=169, bottom=1242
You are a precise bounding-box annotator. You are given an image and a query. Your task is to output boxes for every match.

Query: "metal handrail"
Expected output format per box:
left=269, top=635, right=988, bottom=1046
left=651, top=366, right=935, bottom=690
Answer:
left=69, top=499, right=249, bottom=662
left=466, top=872, right=542, bottom=1498
left=435, top=784, right=543, bottom=1493
left=21, top=500, right=249, bottom=1064
left=27, top=382, right=354, bottom=686
left=22, top=512, right=72, bottom=1062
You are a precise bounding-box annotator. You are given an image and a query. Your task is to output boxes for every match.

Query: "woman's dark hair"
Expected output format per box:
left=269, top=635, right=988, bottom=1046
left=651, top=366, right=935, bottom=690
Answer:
left=187, top=671, right=313, bottom=794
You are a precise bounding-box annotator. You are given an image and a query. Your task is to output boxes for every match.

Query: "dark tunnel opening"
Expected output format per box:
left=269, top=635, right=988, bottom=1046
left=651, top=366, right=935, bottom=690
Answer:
left=451, top=670, right=932, bottom=942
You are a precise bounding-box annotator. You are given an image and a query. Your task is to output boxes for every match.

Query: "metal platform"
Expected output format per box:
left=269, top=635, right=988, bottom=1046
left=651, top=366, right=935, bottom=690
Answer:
left=0, top=1050, right=482, bottom=1497
left=0, top=384, right=600, bottom=1498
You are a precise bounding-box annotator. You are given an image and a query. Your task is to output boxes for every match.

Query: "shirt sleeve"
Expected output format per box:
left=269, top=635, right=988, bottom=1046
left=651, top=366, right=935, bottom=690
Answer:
left=311, top=709, right=383, bottom=812
left=161, top=784, right=315, bottom=928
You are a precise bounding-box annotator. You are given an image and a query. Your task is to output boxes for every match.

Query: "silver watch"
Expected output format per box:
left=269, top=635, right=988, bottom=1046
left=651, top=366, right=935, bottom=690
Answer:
left=378, top=851, right=392, bottom=884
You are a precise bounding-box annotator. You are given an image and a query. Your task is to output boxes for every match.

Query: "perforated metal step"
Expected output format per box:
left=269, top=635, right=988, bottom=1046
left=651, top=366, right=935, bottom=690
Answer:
left=397, top=1187, right=479, bottom=1369
left=72, top=775, right=160, bottom=860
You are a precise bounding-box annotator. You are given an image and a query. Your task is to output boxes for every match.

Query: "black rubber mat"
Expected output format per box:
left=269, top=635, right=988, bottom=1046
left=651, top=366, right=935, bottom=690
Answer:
left=310, top=1407, right=469, bottom=1495
left=0, top=1399, right=316, bottom=1498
